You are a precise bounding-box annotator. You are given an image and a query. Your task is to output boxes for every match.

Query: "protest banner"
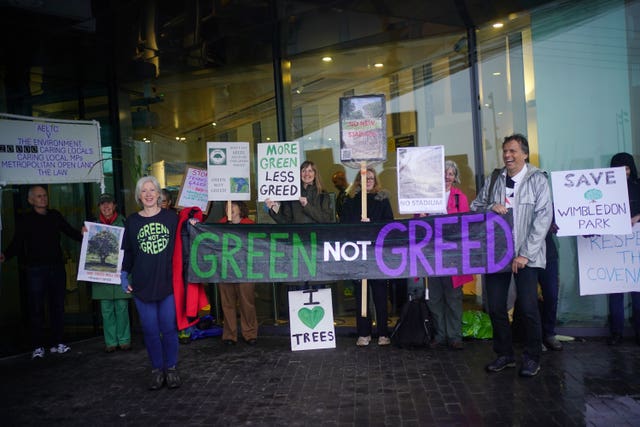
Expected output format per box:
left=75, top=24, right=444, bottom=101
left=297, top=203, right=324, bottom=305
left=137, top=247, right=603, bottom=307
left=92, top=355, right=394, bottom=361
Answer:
left=257, top=141, right=301, bottom=202
left=551, top=167, right=631, bottom=236
left=0, top=114, right=103, bottom=185
left=577, top=224, right=640, bottom=295
left=187, top=211, right=514, bottom=283
left=176, top=166, right=210, bottom=212
left=397, top=145, right=446, bottom=214
left=77, top=222, right=124, bottom=284
left=206, top=142, right=251, bottom=201
left=288, top=289, right=336, bottom=351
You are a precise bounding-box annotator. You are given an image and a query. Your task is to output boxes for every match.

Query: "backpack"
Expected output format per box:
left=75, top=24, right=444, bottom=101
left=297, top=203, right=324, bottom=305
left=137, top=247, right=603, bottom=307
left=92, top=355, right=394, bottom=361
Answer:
left=390, top=296, right=435, bottom=349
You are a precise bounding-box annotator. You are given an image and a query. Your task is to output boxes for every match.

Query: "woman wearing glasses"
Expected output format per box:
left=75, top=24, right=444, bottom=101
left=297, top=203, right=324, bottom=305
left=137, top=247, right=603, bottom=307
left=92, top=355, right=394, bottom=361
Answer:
left=341, top=168, right=394, bottom=347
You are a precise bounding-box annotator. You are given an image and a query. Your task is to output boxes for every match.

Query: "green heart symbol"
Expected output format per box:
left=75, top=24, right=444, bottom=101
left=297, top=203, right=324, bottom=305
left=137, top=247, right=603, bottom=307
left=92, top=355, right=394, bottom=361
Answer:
left=297, top=306, right=325, bottom=329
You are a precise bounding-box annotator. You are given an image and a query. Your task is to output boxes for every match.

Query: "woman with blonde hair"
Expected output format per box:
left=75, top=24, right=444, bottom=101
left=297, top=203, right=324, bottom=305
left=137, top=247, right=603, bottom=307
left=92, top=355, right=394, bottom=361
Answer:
left=341, top=168, right=394, bottom=346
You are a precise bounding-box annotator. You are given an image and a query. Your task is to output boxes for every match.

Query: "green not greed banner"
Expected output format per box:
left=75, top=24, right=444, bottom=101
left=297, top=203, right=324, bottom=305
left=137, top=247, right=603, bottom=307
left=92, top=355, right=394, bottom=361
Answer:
left=188, top=211, right=514, bottom=283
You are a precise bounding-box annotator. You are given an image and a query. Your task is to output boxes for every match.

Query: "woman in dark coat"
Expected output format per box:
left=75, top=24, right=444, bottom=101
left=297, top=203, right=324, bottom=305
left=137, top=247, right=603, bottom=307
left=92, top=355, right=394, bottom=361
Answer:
left=341, top=168, right=394, bottom=346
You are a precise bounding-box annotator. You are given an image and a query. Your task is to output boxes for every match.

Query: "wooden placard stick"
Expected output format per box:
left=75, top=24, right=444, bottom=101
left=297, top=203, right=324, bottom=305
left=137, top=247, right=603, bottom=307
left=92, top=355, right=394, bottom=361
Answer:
left=360, top=161, right=368, bottom=317
left=226, top=200, right=232, bottom=222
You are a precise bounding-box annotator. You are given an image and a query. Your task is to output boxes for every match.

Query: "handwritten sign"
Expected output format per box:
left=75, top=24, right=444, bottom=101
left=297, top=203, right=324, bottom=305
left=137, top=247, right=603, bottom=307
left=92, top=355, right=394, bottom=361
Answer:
left=77, top=222, right=124, bottom=284
left=339, top=95, right=387, bottom=164
left=551, top=167, right=631, bottom=236
left=206, top=142, right=251, bottom=201
left=257, top=141, right=300, bottom=202
left=0, top=115, right=103, bottom=184
left=577, top=224, right=640, bottom=295
left=288, top=289, right=336, bottom=351
left=397, top=145, right=446, bottom=214
left=176, top=166, right=210, bottom=212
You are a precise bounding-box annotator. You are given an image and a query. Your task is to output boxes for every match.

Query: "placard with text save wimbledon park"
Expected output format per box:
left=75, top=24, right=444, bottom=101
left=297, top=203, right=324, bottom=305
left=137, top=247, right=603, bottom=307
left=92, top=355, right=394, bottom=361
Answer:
left=206, top=142, right=251, bottom=201
left=577, top=224, right=640, bottom=295
left=289, top=289, right=336, bottom=351
left=551, top=167, right=631, bottom=236
left=397, top=145, right=446, bottom=215
left=0, top=117, right=103, bottom=184
left=257, top=141, right=301, bottom=202
left=176, top=166, right=210, bottom=212
left=187, top=211, right=514, bottom=283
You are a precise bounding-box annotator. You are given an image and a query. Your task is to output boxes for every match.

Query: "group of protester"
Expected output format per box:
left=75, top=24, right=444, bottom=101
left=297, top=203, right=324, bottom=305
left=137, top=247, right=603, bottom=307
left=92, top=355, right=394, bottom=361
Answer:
left=2, top=133, right=639, bottom=389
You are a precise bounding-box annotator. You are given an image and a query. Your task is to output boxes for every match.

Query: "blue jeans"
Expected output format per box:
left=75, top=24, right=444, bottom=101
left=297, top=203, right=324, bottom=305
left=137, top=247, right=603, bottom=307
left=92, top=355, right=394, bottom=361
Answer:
left=134, top=294, right=178, bottom=370
left=353, top=279, right=389, bottom=337
left=538, top=258, right=559, bottom=338
left=26, top=264, right=67, bottom=348
left=486, top=268, right=542, bottom=362
left=608, top=292, right=640, bottom=335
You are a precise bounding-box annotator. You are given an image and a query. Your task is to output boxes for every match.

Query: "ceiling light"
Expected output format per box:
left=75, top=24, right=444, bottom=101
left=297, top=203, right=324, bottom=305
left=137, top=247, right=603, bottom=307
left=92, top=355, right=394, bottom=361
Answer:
left=374, top=63, right=384, bottom=68
left=493, top=72, right=501, bottom=76
left=322, top=56, right=333, bottom=62
left=492, top=22, right=504, bottom=29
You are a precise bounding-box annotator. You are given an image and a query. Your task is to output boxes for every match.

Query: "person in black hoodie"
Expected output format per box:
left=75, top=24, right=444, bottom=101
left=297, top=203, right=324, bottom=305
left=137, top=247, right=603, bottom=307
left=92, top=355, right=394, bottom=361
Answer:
left=607, top=152, right=640, bottom=346
left=1, top=185, right=82, bottom=360
left=341, top=167, right=394, bottom=347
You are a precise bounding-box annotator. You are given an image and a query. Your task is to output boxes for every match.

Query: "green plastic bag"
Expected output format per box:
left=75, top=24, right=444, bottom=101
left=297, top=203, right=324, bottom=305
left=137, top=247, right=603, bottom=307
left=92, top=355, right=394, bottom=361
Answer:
left=462, top=310, right=493, bottom=339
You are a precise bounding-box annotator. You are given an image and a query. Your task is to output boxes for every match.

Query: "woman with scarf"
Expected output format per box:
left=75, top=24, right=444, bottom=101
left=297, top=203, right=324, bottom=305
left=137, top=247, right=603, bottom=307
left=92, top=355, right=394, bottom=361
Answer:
left=90, top=193, right=132, bottom=353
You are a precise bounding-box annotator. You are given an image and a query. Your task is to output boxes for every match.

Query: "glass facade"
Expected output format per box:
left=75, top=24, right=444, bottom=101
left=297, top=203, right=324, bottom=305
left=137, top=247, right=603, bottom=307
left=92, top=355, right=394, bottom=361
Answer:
left=1, top=0, right=640, bottom=353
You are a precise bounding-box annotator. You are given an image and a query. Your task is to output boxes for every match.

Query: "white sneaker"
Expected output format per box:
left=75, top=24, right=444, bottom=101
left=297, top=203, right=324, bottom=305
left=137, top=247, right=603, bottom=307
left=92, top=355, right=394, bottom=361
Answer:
left=356, top=336, right=371, bottom=346
left=32, top=347, right=45, bottom=359
left=50, top=343, right=71, bottom=354
left=378, top=336, right=391, bottom=346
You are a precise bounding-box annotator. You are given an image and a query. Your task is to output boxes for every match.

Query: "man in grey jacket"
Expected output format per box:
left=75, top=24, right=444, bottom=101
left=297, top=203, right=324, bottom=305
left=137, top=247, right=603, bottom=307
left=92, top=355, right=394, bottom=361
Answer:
left=471, top=133, right=552, bottom=377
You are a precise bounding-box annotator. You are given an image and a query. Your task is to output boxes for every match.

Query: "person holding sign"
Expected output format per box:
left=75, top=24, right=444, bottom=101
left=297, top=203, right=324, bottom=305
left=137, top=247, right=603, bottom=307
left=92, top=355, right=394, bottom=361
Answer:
left=0, top=185, right=82, bottom=360
left=89, top=193, right=132, bottom=353
left=606, top=152, right=640, bottom=346
left=218, top=201, right=259, bottom=346
left=121, top=176, right=180, bottom=390
left=265, top=160, right=334, bottom=224
left=266, top=160, right=334, bottom=297
left=470, top=134, right=552, bottom=377
left=421, top=160, right=472, bottom=350
left=341, top=168, right=394, bottom=346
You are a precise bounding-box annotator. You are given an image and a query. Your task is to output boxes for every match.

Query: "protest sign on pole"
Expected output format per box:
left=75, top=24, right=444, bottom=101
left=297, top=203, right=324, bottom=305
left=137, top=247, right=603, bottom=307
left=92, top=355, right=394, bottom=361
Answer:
left=77, top=222, right=125, bottom=285
left=551, top=167, right=631, bottom=236
left=397, top=145, right=446, bottom=214
left=339, top=94, right=388, bottom=317
left=176, top=166, right=210, bottom=212
left=257, top=141, right=301, bottom=202
left=288, top=289, right=336, bottom=351
left=577, top=224, right=640, bottom=295
left=339, top=95, right=387, bottom=165
left=206, top=142, right=251, bottom=201
left=0, top=113, right=103, bottom=185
